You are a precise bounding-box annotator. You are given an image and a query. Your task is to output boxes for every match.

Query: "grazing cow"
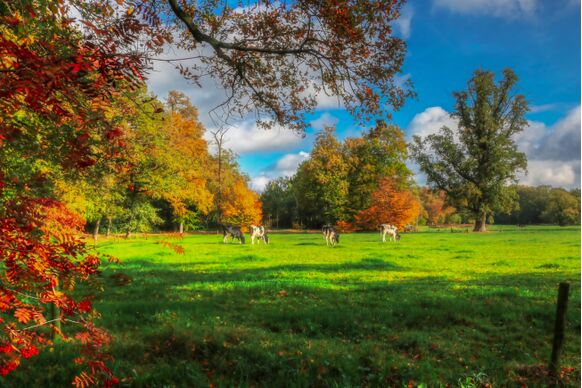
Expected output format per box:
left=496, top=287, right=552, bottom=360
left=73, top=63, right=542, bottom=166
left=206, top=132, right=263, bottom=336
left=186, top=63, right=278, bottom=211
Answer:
left=404, top=224, right=415, bottom=233
left=222, top=225, right=245, bottom=244
left=250, top=225, right=269, bottom=244
left=380, top=224, right=400, bottom=242
left=322, top=224, right=340, bottom=246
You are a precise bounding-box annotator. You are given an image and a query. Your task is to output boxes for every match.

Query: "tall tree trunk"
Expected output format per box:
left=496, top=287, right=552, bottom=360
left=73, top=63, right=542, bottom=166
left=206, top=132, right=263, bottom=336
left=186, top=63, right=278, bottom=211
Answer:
left=93, top=218, right=100, bottom=242
left=106, top=217, right=112, bottom=237
left=473, top=211, right=487, bottom=232
left=179, top=221, right=184, bottom=234
left=125, top=229, right=131, bottom=239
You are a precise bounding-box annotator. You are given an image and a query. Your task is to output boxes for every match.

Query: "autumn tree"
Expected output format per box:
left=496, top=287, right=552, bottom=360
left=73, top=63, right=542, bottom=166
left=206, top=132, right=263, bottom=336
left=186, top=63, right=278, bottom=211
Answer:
left=221, top=179, right=263, bottom=228
left=133, top=0, right=414, bottom=132
left=410, top=69, right=528, bottom=232
left=354, top=178, right=421, bottom=230
left=419, top=188, right=456, bottom=226
left=162, top=92, right=213, bottom=232
left=343, top=120, right=411, bottom=217
left=294, top=127, right=349, bottom=226
left=0, top=0, right=157, bottom=384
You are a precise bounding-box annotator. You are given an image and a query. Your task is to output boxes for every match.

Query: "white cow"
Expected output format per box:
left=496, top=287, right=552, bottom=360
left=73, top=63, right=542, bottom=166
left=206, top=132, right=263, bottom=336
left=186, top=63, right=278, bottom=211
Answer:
left=322, top=225, right=340, bottom=246
left=250, top=225, right=269, bottom=244
left=380, top=224, right=400, bottom=242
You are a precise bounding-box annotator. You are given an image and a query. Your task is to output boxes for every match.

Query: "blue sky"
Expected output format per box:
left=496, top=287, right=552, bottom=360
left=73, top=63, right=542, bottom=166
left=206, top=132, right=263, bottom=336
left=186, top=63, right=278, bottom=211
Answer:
left=147, top=0, right=581, bottom=191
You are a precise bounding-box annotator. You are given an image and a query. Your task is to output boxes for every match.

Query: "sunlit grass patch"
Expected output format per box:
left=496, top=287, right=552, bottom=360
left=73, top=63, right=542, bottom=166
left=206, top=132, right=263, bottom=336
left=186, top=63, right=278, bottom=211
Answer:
left=11, top=226, right=581, bottom=386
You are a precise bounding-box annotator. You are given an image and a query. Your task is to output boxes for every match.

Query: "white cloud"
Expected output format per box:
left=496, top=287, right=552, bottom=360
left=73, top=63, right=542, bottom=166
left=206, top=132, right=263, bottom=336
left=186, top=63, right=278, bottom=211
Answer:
left=250, top=175, right=271, bottom=192
left=519, top=161, right=580, bottom=187
left=433, top=0, right=538, bottom=18
left=407, top=106, right=458, bottom=139
left=274, top=151, right=310, bottom=176
left=529, top=103, right=561, bottom=113
left=393, top=5, right=413, bottom=39
left=533, top=106, right=581, bottom=161
left=310, top=112, right=339, bottom=131
left=250, top=151, right=310, bottom=192
left=206, top=120, right=304, bottom=155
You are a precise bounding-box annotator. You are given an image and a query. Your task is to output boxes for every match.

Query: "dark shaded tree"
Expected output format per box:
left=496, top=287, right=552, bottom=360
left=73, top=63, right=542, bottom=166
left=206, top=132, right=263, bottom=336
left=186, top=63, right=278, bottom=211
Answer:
left=261, top=177, right=297, bottom=228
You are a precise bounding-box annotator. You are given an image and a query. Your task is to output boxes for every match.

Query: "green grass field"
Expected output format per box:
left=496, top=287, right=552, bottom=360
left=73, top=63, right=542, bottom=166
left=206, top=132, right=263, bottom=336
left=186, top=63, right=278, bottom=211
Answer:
left=10, top=226, right=581, bottom=387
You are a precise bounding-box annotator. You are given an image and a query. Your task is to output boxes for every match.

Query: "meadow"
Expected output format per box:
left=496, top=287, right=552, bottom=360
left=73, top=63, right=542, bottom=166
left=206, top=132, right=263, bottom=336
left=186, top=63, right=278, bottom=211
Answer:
left=10, top=226, right=581, bottom=387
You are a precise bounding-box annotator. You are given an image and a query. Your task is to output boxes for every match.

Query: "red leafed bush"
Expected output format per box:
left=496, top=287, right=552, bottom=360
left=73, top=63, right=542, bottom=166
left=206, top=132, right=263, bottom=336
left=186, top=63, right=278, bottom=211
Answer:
left=0, top=196, right=118, bottom=384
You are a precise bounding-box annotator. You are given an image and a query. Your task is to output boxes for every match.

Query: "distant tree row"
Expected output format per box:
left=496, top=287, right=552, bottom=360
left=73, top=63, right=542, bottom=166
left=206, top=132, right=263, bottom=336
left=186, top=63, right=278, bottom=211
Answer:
left=495, top=186, right=580, bottom=226
left=262, top=123, right=422, bottom=230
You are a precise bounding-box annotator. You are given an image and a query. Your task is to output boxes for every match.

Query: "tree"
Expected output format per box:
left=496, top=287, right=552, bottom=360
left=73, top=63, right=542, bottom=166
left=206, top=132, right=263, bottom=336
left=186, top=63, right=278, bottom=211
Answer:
left=294, top=127, right=349, bottom=226
left=134, top=0, right=414, bottom=131
left=343, top=120, right=411, bottom=217
left=261, top=177, right=297, bottom=228
left=410, top=69, right=528, bottom=232
left=0, top=0, right=151, bottom=384
left=419, top=188, right=456, bottom=226
left=541, top=188, right=581, bottom=226
left=354, top=178, right=421, bottom=230
left=221, top=179, right=263, bottom=228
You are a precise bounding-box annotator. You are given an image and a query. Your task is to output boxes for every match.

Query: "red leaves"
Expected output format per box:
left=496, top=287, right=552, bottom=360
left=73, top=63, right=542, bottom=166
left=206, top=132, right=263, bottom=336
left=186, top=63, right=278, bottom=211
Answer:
left=20, top=345, right=39, bottom=359
left=0, top=361, right=18, bottom=376
left=78, top=300, right=92, bottom=313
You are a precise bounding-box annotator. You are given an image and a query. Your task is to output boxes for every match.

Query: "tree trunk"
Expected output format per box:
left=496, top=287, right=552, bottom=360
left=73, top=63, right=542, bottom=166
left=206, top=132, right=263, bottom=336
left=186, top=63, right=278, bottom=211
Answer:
left=179, top=221, right=184, bottom=234
left=93, top=218, right=100, bottom=242
left=125, top=229, right=131, bottom=239
left=473, top=211, right=487, bottom=232
left=106, top=217, right=112, bottom=237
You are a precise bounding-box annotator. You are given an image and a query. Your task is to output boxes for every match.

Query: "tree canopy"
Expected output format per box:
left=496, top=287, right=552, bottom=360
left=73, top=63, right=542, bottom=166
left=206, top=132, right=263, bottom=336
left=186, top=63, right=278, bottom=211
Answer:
left=410, top=69, right=528, bottom=232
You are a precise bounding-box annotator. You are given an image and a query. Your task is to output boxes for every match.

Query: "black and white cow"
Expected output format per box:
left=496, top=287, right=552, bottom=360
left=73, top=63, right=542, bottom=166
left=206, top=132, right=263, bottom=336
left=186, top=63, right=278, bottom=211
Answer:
left=380, top=224, right=400, bottom=242
left=250, top=225, right=269, bottom=244
left=222, top=225, right=245, bottom=244
left=322, top=224, right=340, bottom=246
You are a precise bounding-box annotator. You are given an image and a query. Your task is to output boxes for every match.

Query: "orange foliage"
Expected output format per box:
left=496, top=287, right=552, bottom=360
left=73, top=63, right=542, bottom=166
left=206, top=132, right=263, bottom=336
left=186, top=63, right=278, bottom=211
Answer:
left=221, top=179, right=263, bottom=230
left=335, top=220, right=356, bottom=232
left=419, top=188, right=456, bottom=226
left=355, top=178, right=421, bottom=230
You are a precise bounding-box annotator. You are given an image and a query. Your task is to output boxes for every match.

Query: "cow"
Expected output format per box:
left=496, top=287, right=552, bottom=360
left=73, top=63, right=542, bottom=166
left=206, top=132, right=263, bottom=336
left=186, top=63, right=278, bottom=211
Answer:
left=250, top=225, right=269, bottom=244
left=222, top=225, right=245, bottom=244
left=322, top=224, right=340, bottom=246
left=404, top=224, right=415, bottom=233
left=380, top=224, right=400, bottom=242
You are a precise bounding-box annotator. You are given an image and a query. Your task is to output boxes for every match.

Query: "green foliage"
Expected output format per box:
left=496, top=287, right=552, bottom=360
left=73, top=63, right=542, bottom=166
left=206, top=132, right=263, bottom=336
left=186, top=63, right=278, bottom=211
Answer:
left=541, top=188, right=581, bottom=226
left=294, top=127, right=349, bottom=225
left=496, top=186, right=581, bottom=226
left=292, top=124, right=412, bottom=227
left=118, top=200, right=163, bottom=236
left=344, top=120, right=412, bottom=218
left=260, top=177, right=297, bottom=228
left=410, top=68, right=529, bottom=231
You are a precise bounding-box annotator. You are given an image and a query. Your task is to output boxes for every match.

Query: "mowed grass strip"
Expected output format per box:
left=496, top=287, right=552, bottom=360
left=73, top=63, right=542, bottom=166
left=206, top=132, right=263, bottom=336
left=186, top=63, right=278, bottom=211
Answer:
left=11, top=226, right=581, bottom=387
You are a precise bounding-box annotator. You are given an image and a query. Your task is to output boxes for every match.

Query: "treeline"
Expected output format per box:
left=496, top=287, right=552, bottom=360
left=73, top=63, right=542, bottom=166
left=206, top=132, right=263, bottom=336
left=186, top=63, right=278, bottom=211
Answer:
left=262, top=123, right=422, bottom=230
left=57, top=89, right=262, bottom=238
left=495, top=186, right=580, bottom=226
left=260, top=127, right=581, bottom=229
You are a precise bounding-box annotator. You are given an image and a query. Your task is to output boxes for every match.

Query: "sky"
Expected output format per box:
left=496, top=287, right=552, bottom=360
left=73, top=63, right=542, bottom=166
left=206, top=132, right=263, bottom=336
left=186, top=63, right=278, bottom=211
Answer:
left=146, top=0, right=581, bottom=192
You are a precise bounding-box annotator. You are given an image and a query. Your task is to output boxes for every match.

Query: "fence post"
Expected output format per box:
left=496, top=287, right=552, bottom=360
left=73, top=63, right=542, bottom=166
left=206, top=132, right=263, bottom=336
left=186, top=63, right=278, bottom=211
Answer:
left=549, top=282, right=570, bottom=376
